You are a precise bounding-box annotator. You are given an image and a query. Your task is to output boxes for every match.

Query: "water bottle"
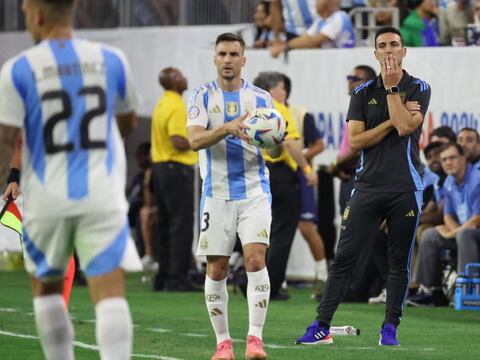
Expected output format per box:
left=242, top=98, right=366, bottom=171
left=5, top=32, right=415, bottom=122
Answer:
left=330, top=325, right=360, bottom=336
left=454, top=274, right=467, bottom=310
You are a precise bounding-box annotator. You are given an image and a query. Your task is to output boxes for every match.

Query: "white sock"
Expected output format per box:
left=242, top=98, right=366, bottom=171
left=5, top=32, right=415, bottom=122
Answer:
left=247, top=267, right=270, bottom=340
left=205, top=276, right=230, bottom=344
left=95, top=297, right=133, bottom=360
left=33, top=294, right=74, bottom=360
left=315, top=259, right=328, bottom=281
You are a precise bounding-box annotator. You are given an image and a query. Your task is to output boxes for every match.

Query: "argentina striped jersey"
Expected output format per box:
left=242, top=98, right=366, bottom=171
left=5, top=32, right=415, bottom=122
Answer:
left=187, top=80, right=273, bottom=200
left=0, top=39, right=138, bottom=219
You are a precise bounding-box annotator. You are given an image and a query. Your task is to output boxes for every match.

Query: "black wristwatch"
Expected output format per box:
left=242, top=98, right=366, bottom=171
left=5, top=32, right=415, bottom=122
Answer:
left=386, top=86, right=400, bottom=95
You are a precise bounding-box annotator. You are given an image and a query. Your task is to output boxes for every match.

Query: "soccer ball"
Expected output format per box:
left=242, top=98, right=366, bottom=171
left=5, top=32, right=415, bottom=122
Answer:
left=243, top=108, right=286, bottom=149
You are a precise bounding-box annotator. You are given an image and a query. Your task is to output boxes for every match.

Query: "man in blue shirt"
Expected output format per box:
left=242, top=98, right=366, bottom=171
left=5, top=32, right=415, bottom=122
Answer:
left=410, top=142, right=480, bottom=306
left=457, top=127, right=480, bottom=170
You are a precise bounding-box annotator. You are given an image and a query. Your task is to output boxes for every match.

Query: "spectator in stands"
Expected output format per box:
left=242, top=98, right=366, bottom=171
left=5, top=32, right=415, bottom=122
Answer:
left=150, top=68, right=199, bottom=292
left=269, top=0, right=355, bottom=57
left=429, top=125, right=457, bottom=143
left=371, top=0, right=400, bottom=26
left=253, top=71, right=318, bottom=300
left=457, top=127, right=480, bottom=168
left=410, top=142, right=480, bottom=306
left=281, top=74, right=328, bottom=301
left=438, top=0, right=474, bottom=45
left=253, top=1, right=274, bottom=48
left=401, top=0, right=439, bottom=46
left=419, top=141, right=447, bottom=228
left=269, top=0, right=319, bottom=41
left=475, top=0, right=480, bottom=24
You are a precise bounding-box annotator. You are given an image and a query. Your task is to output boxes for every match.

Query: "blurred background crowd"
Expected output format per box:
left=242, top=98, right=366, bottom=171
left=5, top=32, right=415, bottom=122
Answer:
left=1, top=0, right=480, bottom=46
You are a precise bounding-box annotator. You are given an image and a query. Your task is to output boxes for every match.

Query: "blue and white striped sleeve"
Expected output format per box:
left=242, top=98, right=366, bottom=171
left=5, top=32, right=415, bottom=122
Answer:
left=186, top=85, right=209, bottom=128
left=111, top=48, right=138, bottom=115
left=0, top=58, right=26, bottom=128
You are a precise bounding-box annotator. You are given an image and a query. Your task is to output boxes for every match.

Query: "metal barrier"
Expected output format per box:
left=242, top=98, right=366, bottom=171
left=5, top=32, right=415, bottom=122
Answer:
left=349, top=6, right=400, bottom=47
left=0, top=0, right=257, bottom=31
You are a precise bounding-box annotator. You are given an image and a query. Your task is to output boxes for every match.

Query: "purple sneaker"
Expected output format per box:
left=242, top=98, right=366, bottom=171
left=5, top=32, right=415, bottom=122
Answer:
left=379, top=323, right=400, bottom=346
left=295, top=321, right=333, bottom=345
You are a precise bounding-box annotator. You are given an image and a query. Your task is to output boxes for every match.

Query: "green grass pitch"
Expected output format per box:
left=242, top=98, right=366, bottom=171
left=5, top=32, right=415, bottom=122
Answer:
left=1, top=271, right=479, bottom=359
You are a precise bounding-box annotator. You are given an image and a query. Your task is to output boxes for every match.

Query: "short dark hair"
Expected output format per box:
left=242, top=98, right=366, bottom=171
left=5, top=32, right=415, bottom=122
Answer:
left=374, top=26, right=404, bottom=48
left=354, top=65, right=376, bottom=81
left=423, top=141, right=444, bottom=158
left=253, top=72, right=284, bottom=92
left=458, top=127, right=480, bottom=142
left=429, top=125, right=457, bottom=143
left=440, top=142, right=465, bottom=157
left=215, top=33, right=245, bottom=50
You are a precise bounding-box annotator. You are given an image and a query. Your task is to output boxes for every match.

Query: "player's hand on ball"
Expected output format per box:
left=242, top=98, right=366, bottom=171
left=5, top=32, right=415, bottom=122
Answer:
left=225, top=113, right=251, bottom=143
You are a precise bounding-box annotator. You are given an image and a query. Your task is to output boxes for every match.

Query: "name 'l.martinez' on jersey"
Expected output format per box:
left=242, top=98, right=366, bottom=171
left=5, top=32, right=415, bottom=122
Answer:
left=0, top=39, right=138, bottom=219
left=187, top=80, right=273, bottom=200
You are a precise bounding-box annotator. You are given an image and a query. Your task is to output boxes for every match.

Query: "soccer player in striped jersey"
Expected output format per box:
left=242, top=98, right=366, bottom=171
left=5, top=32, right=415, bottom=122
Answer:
left=187, top=33, right=273, bottom=360
left=0, top=1, right=140, bottom=359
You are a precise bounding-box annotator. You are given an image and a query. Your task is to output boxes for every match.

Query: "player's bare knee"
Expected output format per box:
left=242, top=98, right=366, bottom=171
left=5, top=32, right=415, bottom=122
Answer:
left=31, top=277, right=64, bottom=297
left=87, top=268, right=125, bottom=304
left=244, top=253, right=265, bottom=272
left=206, top=257, right=229, bottom=280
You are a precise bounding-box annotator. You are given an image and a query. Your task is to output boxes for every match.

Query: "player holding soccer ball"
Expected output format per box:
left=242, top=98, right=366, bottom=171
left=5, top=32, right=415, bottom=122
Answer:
left=187, top=33, right=276, bottom=360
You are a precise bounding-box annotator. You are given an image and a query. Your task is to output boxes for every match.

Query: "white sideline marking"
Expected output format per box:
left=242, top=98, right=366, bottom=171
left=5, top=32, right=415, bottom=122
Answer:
left=181, top=333, right=208, bottom=337
left=148, top=328, right=172, bottom=333
left=0, top=308, right=18, bottom=312
left=0, top=330, right=183, bottom=360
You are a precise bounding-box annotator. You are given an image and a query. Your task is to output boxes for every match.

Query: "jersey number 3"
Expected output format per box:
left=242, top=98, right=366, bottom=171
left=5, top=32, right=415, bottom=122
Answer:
left=42, top=86, right=106, bottom=154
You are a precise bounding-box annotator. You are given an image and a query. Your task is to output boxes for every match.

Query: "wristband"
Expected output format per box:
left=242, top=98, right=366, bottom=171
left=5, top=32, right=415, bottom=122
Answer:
left=7, top=168, right=20, bottom=184
left=302, top=164, right=313, bottom=176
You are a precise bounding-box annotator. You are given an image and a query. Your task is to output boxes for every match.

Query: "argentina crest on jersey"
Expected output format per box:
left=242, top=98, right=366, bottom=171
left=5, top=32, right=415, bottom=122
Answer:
left=226, top=102, right=238, bottom=117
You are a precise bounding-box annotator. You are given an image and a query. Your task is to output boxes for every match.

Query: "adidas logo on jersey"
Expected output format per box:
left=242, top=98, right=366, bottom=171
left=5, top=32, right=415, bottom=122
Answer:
left=257, top=229, right=268, bottom=239
left=209, top=105, right=221, bottom=114
left=255, top=299, right=268, bottom=308
left=368, top=98, right=378, bottom=105
left=210, top=308, right=223, bottom=317
left=406, top=210, right=415, bottom=217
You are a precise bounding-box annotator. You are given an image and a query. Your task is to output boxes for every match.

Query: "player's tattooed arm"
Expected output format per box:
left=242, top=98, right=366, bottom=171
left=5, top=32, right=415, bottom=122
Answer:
left=0, top=124, right=20, bottom=190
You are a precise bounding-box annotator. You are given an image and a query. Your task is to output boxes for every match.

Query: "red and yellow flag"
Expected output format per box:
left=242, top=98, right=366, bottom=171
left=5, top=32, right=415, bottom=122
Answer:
left=0, top=200, right=22, bottom=236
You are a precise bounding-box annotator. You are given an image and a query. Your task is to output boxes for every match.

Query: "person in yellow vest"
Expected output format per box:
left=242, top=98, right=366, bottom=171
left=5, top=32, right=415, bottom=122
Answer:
left=150, top=67, right=199, bottom=292
left=281, top=74, right=328, bottom=301
left=253, top=71, right=318, bottom=300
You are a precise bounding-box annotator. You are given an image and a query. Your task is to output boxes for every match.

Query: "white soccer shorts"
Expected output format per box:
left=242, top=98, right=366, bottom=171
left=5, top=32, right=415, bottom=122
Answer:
left=196, top=194, right=272, bottom=256
left=23, top=212, right=141, bottom=279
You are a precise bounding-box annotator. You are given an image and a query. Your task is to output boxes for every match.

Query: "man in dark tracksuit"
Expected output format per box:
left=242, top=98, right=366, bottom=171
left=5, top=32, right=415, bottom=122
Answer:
left=295, top=26, right=431, bottom=346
